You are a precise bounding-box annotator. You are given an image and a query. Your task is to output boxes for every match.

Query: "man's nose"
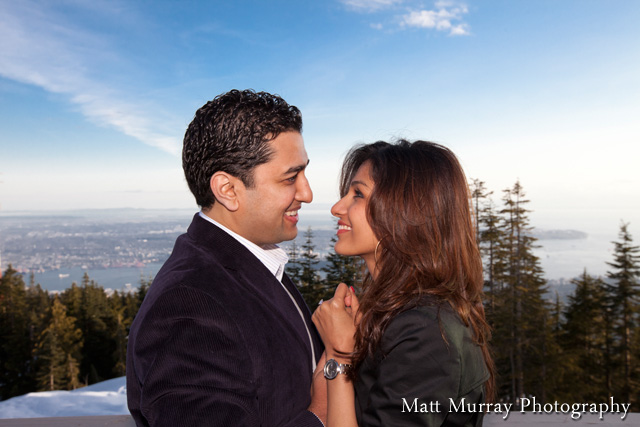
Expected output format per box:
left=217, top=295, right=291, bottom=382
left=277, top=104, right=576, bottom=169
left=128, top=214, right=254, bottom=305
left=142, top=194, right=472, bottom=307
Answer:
left=296, top=174, right=313, bottom=203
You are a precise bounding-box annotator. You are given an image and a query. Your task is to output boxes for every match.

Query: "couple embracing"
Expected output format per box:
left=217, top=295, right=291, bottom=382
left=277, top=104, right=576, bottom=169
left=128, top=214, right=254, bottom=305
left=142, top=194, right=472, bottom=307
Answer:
left=126, top=89, right=494, bottom=427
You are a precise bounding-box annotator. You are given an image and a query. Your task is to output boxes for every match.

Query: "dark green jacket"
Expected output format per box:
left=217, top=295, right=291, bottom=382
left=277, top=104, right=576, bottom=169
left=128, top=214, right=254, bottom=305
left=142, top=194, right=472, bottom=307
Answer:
left=355, top=299, right=489, bottom=427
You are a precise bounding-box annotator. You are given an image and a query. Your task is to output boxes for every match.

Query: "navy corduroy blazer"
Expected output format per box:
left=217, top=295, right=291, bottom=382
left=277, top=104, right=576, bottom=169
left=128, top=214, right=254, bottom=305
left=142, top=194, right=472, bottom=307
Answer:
left=126, top=214, right=324, bottom=427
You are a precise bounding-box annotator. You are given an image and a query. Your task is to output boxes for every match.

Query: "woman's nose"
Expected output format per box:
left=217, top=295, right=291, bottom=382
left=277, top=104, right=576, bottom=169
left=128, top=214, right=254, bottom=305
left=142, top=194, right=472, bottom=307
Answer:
left=330, top=197, right=346, bottom=217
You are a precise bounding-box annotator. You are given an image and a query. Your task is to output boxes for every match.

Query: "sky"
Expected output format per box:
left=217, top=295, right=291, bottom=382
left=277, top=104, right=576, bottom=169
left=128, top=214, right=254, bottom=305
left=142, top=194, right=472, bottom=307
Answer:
left=0, top=0, right=639, bottom=241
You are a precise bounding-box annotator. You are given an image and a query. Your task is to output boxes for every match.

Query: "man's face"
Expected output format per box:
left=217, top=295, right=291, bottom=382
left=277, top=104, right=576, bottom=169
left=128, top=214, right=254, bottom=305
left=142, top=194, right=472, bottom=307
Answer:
left=235, top=131, right=313, bottom=246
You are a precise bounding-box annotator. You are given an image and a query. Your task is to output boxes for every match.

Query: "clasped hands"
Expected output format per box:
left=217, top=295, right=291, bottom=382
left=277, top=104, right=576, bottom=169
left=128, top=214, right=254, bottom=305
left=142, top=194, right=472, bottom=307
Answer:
left=308, top=283, right=360, bottom=425
left=312, top=283, right=360, bottom=360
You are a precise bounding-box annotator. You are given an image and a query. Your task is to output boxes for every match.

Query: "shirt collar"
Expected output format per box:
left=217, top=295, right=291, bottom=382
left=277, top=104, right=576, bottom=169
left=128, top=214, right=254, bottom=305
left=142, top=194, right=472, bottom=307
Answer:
left=198, top=211, right=289, bottom=281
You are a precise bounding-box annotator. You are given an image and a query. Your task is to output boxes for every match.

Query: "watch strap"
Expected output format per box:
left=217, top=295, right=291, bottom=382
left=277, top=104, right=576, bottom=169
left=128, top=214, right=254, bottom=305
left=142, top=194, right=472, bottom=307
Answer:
left=324, top=358, right=353, bottom=380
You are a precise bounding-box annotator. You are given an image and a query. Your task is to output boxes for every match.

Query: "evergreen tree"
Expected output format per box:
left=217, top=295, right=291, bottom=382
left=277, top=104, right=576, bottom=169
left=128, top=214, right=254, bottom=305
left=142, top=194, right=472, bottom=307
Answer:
left=111, top=302, right=128, bottom=377
left=60, top=274, right=118, bottom=385
left=285, top=240, right=302, bottom=285
left=323, top=233, right=363, bottom=289
left=469, top=178, right=506, bottom=316
left=118, top=274, right=151, bottom=329
left=605, top=222, right=640, bottom=403
left=486, top=181, right=550, bottom=403
left=300, top=227, right=319, bottom=287
left=295, top=227, right=327, bottom=309
left=0, top=266, right=33, bottom=399
left=24, top=281, right=53, bottom=393
left=136, top=275, right=151, bottom=308
left=35, top=297, right=83, bottom=390
left=61, top=282, right=83, bottom=327
left=478, top=199, right=505, bottom=314
left=469, top=179, right=493, bottom=245
left=0, top=267, right=151, bottom=397
left=544, top=291, right=568, bottom=401
left=560, top=270, right=609, bottom=401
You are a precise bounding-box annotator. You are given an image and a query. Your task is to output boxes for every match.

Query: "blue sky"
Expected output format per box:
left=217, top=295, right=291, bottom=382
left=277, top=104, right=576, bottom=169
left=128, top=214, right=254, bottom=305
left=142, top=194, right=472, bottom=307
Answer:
left=0, top=0, right=638, bottom=240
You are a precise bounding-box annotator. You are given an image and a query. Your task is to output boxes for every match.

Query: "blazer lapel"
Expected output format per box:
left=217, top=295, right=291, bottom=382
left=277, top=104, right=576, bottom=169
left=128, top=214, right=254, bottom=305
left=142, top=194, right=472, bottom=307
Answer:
left=282, top=273, right=324, bottom=364
left=188, top=214, right=322, bottom=368
left=243, top=266, right=312, bottom=352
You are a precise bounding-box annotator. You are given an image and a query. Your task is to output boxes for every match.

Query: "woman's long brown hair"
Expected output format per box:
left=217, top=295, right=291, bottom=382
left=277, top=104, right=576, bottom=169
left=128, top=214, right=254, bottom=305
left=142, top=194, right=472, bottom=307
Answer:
left=340, top=140, right=495, bottom=401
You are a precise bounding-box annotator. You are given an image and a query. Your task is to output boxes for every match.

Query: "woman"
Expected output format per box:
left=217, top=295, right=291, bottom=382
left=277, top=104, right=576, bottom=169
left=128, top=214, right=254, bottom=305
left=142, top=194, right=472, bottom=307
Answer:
left=312, top=140, right=495, bottom=427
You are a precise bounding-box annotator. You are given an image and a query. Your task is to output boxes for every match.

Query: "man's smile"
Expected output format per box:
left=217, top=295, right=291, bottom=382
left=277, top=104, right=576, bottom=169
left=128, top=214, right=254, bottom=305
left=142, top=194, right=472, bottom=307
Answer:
left=284, top=209, right=299, bottom=222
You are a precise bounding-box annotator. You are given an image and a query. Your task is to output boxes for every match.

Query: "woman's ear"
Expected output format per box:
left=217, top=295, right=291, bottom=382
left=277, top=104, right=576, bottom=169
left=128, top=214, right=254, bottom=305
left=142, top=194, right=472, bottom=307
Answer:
left=210, top=172, right=241, bottom=212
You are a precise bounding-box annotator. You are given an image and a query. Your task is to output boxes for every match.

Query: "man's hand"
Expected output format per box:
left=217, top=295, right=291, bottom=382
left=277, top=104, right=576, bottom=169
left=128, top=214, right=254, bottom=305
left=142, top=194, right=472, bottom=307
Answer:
left=308, top=352, right=327, bottom=425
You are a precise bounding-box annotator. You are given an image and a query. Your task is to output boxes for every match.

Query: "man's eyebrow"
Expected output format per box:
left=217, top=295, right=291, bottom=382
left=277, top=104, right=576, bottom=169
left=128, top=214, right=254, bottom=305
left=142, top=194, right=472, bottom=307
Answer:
left=283, top=159, right=310, bottom=175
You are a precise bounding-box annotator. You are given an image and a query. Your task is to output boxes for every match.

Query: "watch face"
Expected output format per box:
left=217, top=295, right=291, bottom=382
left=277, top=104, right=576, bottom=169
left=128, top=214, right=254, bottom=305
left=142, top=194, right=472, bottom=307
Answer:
left=324, top=359, right=338, bottom=380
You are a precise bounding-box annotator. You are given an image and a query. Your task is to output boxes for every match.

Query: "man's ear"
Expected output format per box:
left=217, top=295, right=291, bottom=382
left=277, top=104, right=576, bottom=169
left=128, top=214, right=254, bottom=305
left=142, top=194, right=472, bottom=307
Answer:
left=210, top=172, right=241, bottom=212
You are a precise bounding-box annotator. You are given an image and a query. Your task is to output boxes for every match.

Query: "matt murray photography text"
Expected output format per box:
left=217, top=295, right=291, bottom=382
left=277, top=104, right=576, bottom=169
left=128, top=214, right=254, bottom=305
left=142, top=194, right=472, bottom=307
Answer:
left=401, top=396, right=630, bottom=420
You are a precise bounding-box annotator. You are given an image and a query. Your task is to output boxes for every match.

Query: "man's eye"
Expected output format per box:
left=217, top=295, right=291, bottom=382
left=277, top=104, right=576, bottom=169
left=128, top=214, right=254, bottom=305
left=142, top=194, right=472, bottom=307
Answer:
left=286, top=175, right=297, bottom=183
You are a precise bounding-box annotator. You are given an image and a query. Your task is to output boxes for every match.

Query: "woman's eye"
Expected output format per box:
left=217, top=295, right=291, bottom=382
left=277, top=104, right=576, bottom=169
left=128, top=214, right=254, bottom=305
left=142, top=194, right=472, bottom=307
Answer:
left=354, top=189, right=364, bottom=198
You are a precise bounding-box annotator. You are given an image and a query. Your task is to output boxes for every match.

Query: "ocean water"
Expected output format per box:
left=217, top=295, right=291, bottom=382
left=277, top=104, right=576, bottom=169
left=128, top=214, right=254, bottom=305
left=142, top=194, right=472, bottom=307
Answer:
left=533, top=232, right=616, bottom=281
left=23, top=263, right=164, bottom=293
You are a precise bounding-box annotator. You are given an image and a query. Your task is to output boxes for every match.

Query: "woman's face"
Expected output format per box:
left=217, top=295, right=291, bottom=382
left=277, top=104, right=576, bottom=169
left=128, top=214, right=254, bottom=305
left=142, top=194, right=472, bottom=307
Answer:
left=330, top=162, right=379, bottom=268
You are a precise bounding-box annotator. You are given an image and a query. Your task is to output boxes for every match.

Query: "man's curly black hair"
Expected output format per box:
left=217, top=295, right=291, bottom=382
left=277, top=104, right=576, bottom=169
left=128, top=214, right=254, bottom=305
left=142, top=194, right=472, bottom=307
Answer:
left=182, top=89, right=303, bottom=208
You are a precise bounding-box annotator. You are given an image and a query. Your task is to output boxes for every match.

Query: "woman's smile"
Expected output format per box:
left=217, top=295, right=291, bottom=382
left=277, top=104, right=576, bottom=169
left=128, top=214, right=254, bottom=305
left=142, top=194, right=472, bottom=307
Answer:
left=331, top=161, right=379, bottom=270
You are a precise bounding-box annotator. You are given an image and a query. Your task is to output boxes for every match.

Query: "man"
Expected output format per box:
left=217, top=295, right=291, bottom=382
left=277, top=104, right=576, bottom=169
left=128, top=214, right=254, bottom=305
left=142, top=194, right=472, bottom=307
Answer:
left=127, top=90, right=326, bottom=426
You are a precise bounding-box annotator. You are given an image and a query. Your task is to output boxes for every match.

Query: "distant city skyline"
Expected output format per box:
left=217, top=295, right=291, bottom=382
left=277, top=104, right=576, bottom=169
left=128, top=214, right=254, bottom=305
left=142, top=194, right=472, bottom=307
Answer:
left=0, top=1, right=638, bottom=241
left=0, top=207, right=623, bottom=285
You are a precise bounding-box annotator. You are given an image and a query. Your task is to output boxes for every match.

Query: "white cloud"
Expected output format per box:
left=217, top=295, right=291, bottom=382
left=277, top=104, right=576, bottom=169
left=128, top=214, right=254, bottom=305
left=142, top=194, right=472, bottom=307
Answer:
left=342, top=0, right=471, bottom=36
left=449, top=24, right=470, bottom=36
left=0, top=0, right=181, bottom=156
left=400, top=3, right=470, bottom=36
left=340, top=0, right=403, bottom=12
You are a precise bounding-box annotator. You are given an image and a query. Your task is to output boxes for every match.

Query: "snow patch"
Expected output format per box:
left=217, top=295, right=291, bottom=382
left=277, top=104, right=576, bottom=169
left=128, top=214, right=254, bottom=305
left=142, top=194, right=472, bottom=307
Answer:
left=0, top=377, right=128, bottom=419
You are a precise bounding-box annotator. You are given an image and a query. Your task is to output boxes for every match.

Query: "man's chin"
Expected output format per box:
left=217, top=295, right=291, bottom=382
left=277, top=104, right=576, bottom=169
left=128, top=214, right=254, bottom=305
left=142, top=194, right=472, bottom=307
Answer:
left=281, top=227, right=298, bottom=242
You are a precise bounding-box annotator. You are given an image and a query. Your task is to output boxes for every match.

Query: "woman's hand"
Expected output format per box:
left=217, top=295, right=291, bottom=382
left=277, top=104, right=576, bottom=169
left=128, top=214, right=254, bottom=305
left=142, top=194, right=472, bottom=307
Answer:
left=312, top=283, right=360, bottom=360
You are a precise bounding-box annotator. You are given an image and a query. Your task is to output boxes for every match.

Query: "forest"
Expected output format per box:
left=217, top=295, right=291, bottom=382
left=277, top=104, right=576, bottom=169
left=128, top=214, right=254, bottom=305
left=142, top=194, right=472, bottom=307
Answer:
left=1, top=180, right=639, bottom=410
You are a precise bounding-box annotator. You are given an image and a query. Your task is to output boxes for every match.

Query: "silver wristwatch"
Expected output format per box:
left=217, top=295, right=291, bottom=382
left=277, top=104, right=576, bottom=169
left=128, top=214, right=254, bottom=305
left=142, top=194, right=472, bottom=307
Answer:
left=323, top=358, right=353, bottom=380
